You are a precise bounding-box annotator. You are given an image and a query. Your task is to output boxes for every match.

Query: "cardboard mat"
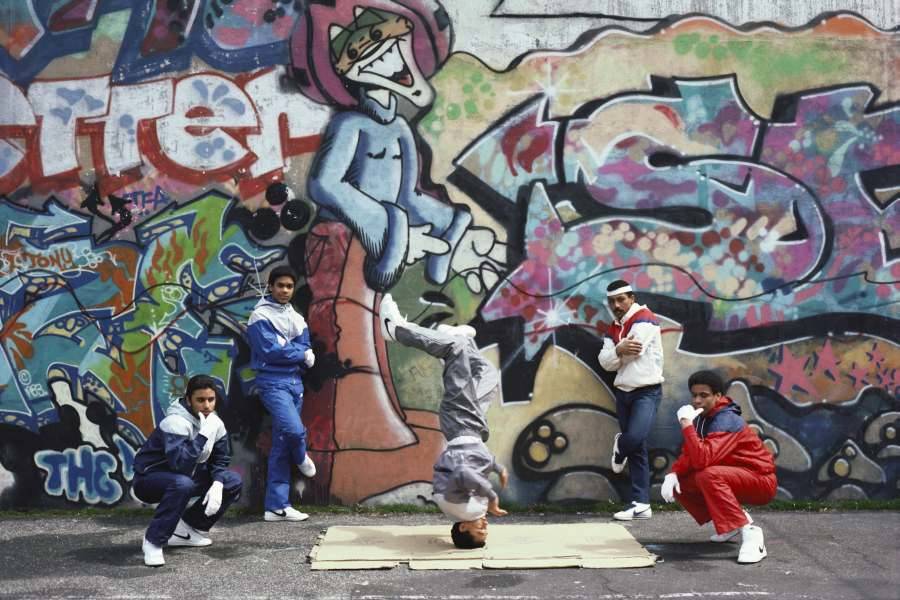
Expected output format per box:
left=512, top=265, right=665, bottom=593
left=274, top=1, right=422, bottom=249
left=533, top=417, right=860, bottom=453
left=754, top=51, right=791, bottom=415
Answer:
left=309, top=523, right=656, bottom=570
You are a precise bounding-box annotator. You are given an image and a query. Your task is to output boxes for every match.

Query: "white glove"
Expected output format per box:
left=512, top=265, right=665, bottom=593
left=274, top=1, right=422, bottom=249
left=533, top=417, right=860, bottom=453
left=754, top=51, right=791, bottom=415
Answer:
left=198, top=412, right=219, bottom=440
left=676, top=405, right=703, bottom=423
left=304, top=348, right=315, bottom=368
left=203, top=480, right=223, bottom=516
left=197, top=413, right=222, bottom=462
left=661, top=472, right=680, bottom=503
left=406, top=224, right=451, bottom=265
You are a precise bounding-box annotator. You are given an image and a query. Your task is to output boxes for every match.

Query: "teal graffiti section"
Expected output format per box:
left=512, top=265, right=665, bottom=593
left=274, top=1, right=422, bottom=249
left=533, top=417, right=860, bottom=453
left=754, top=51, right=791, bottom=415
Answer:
left=1, top=191, right=284, bottom=505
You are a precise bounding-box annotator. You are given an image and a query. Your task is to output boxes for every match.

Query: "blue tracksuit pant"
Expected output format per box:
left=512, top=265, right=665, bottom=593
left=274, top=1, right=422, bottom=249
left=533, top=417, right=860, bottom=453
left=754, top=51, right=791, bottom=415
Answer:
left=257, top=374, right=307, bottom=511
left=133, top=469, right=242, bottom=546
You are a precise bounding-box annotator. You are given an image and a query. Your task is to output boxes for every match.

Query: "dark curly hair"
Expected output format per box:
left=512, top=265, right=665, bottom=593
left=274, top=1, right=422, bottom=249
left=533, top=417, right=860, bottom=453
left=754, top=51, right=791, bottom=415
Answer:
left=450, top=522, right=485, bottom=549
left=687, top=370, right=726, bottom=395
left=268, top=265, right=298, bottom=285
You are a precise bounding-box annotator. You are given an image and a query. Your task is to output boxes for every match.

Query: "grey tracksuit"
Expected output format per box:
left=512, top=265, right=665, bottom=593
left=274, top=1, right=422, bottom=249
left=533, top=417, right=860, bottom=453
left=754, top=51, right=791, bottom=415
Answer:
left=394, top=323, right=503, bottom=522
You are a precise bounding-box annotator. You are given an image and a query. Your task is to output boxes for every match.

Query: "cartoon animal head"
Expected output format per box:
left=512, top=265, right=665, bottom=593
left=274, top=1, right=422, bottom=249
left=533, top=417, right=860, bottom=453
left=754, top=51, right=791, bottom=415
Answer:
left=328, top=8, right=435, bottom=107
left=290, top=0, right=452, bottom=108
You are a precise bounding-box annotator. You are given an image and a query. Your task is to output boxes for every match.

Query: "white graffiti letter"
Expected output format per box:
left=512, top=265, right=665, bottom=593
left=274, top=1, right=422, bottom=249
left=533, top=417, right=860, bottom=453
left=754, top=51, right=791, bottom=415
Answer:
left=28, top=76, right=110, bottom=176
left=87, top=79, right=174, bottom=175
left=243, top=67, right=331, bottom=177
left=0, top=76, right=34, bottom=179
left=156, top=74, right=256, bottom=172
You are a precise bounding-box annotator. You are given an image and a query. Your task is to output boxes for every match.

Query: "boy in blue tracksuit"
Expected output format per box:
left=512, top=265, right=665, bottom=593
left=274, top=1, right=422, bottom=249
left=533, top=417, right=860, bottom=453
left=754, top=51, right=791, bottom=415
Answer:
left=133, top=375, right=242, bottom=567
left=247, top=265, right=316, bottom=522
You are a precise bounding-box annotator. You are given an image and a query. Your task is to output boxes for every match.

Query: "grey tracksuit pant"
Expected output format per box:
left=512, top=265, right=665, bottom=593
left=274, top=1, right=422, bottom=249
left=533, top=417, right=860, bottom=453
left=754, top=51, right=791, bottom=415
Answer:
left=394, top=323, right=498, bottom=442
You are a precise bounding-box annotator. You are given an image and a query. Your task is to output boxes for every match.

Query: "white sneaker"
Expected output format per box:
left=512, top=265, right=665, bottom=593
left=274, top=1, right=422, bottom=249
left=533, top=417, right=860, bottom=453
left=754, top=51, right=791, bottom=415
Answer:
left=299, top=454, right=317, bottom=478
left=142, top=537, right=165, bottom=567
left=611, top=433, right=627, bottom=474
left=737, top=525, right=767, bottom=564
left=380, top=294, right=407, bottom=341
left=264, top=506, right=309, bottom=522
left=711, top=510, right=753, bottom=542
left=613, top=502, right=652, bottom=521
left=436, top=323, right=477, bottom=338
left=167, top=519, right=212, bottom=547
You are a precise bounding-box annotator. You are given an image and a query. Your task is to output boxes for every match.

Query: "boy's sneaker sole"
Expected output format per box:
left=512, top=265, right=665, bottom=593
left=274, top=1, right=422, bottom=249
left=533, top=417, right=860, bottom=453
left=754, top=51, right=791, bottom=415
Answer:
left=613, top=506, right=652, bottom=521
left=711, top=511, right=753, bottom=542
left=264, top=509, right=309, bottom=522
left=167, top=532, right=212, bottom=547
left=710, top=528, right=740, bottom=543
left=299, top=455, right=317, bottom=478
left=738, top=545, right=767, bottom=563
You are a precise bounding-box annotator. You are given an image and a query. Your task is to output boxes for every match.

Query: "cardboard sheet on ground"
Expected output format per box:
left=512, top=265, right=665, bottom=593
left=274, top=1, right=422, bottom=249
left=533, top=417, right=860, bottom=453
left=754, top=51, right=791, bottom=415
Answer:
left=309, top=523, right=656, bottom=570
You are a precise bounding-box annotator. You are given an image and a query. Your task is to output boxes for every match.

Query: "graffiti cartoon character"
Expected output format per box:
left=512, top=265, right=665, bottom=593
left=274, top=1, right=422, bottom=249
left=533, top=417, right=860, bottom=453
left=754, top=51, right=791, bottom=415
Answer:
left=290, top=1, right=500, bottom=503
left=309, top=5, right=471, bottom=291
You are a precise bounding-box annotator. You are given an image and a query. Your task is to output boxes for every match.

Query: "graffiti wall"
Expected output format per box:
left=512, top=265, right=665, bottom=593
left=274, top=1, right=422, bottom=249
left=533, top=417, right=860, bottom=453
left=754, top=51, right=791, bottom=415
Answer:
left=0, top=0, right=897, bottom=509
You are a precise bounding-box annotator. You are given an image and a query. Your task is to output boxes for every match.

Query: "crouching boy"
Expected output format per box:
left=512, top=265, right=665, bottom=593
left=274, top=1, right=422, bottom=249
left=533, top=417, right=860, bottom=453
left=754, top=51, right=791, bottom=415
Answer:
left=661, top=370, right=776, bottom=563
left=133, top=375, right=242, bottom=566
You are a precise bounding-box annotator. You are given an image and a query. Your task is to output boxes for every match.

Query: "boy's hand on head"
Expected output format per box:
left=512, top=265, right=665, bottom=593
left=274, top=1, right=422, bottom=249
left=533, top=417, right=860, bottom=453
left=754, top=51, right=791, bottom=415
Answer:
left=487, top=497, right=507, bottom=517
left=198, top=412, right=218, bottom=440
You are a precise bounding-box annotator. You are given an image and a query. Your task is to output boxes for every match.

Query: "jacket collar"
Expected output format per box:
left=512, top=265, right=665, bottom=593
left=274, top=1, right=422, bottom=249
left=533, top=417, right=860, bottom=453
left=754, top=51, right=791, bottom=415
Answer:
left=698, top=395, right=741, bottom=424
left=168, top=396, right=200, bottom=427
left=255, top=295, right=291, bottom=311
left=614, top=302, right=646, bottom=327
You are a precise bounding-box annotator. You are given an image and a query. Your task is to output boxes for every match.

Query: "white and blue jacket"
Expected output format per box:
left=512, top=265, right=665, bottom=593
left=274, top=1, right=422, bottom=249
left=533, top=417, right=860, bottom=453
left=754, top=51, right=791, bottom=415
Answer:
left=133, top=398, right=230, bottom=482
left=246, top=296, right=312, bottom=379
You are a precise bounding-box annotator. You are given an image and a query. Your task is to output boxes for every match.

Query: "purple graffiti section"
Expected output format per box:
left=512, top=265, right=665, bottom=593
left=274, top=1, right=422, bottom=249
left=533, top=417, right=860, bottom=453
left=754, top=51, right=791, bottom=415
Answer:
left=474, top=79, right=898, bottom=353
left=0, top=0, right=302, bottom=84
left=762, top=87, right=899, bottom=288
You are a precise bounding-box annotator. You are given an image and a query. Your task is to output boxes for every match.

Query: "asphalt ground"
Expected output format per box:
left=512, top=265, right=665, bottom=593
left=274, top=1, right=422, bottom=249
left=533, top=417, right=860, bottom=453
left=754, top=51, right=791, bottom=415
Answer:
left=1, top=510, right=897, bottom=600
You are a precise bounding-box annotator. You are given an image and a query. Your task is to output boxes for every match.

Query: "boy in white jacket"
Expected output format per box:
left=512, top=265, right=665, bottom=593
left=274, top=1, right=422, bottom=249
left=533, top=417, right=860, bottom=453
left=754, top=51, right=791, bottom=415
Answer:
left=597, top=280, right=664, bottom=521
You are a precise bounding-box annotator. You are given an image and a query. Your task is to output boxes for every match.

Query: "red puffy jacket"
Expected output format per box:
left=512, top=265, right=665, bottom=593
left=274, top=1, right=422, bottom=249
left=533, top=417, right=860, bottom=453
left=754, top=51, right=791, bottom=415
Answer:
left=671, top=396, right=776, bottom=476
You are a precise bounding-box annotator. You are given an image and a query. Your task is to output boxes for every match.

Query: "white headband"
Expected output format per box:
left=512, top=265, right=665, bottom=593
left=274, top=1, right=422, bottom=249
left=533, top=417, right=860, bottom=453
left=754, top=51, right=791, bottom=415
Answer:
left=607, top=285, right=633, bottom=297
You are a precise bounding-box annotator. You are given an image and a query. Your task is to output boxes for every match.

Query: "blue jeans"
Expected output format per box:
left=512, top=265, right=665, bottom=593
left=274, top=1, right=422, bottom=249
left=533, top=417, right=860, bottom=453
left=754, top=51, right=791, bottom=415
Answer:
left=257, top=374, right=307, bottom=511
left=614, top=384, right=662, bottom=504
left=133, top=468, right=242, bottom=546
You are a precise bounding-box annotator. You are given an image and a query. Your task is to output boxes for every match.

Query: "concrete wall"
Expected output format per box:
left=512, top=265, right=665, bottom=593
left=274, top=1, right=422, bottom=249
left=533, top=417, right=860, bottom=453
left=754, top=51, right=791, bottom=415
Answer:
left=0, top=0, right=897, bottom=509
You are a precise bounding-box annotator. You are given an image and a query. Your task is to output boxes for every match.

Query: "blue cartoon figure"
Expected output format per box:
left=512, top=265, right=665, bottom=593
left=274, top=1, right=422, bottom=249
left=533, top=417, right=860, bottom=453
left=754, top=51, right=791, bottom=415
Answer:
left=289, top=1, right=502, bottom=503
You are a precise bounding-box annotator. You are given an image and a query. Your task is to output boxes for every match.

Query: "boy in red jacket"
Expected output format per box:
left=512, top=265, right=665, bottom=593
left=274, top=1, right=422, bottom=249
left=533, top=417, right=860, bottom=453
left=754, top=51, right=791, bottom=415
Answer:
left=660, top=370, right=777, bottom=564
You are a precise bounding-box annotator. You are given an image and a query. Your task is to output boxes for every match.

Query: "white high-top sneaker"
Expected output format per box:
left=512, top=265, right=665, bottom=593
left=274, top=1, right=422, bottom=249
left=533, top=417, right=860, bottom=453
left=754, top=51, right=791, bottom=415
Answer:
left=711, top=510, right=753, bottom=542
left=379, top=294, right=407, bottom=341
left=613, top=501, right=652, bottom=521
left=167, top=519, right=212, bottom=547
left=264, top=506, right=310, bottom=522
left=142, top=537, right=165, bottom=567
left=737, top=525, right=767, bottom=563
